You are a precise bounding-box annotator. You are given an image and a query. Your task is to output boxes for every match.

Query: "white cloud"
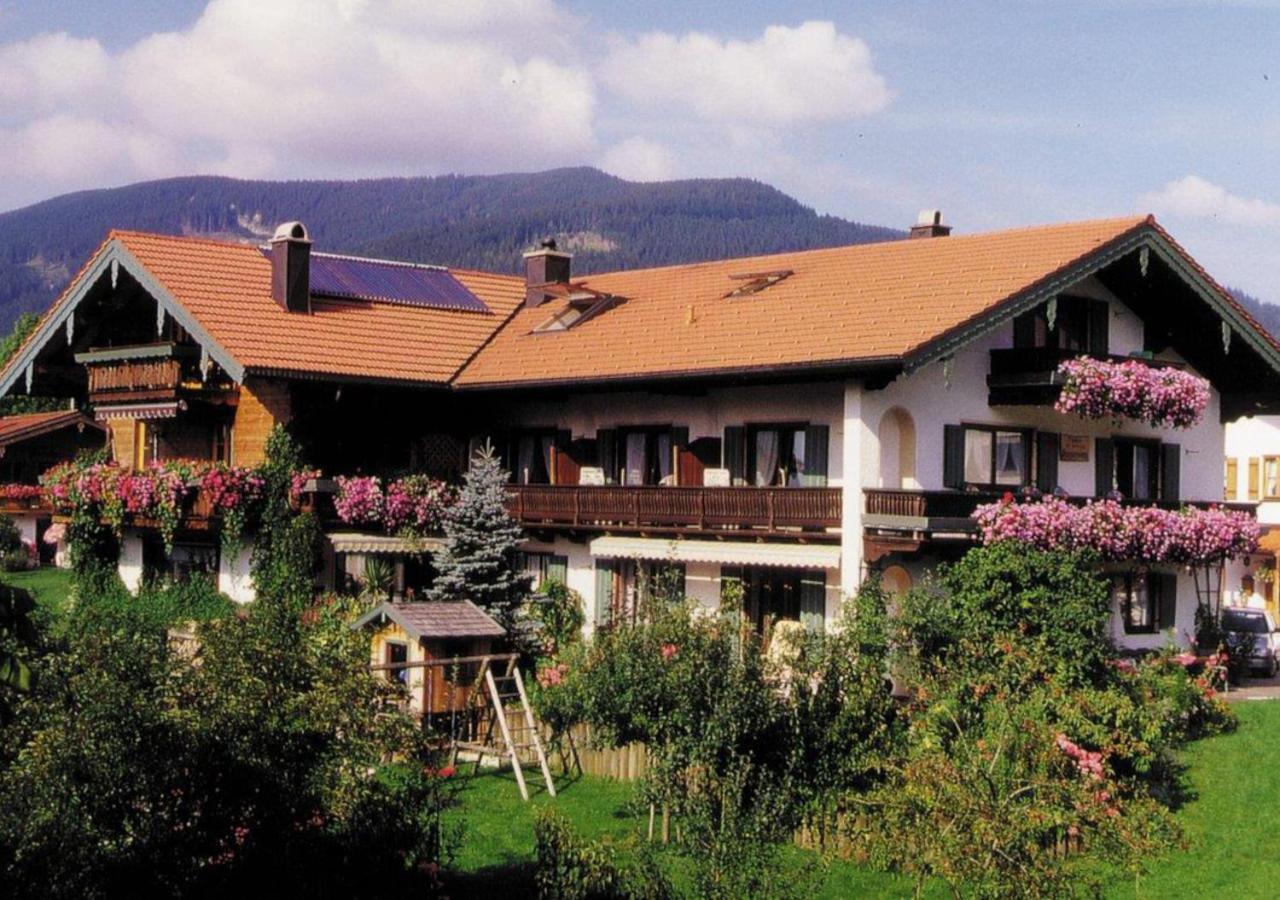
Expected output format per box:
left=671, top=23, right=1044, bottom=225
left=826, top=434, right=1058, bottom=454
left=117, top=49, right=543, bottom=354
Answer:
left=0, top=0, right=597, bottom=207
left=0, top=31, right=111, bottom=114
left=601, top=21, right=892, bottom=124
left=1142, top=175, right=1280, bottom=227
left=599, top=137, right=675, bottom=182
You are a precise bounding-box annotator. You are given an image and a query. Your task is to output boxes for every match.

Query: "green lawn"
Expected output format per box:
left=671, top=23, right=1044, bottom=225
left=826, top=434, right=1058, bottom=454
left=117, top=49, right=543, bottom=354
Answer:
left=0, top=566, right=73, bottom=619
left=448, top=701, right=1280, bottom=898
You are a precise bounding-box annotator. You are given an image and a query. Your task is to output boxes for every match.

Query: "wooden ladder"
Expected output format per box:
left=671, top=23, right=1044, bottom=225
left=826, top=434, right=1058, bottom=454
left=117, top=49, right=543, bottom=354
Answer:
left=456, top=656, right=556, bottom=801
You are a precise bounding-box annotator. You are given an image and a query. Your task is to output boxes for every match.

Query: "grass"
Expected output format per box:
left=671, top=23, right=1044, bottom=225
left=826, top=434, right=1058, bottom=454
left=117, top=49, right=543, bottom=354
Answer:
left=0, top=566, right=73, bottom=619
left=448, top=701, right=1280, bottom=898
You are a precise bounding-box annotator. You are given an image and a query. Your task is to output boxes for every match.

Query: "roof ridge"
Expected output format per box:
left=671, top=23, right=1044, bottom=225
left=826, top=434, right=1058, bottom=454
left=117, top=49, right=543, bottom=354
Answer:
left=575, top=215, right=1153, bottom=284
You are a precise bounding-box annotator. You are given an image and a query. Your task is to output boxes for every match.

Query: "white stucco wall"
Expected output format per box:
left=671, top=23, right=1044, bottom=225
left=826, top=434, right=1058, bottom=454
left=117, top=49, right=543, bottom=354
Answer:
left=1224, top=414, right=1280, bottom=524
left=119, top=531, right=144, bottom=592
left=217, top=544, right=255, bottom=604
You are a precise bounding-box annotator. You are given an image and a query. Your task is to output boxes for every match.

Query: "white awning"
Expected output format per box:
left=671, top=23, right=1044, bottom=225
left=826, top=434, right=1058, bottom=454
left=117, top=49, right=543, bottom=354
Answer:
left=327, top=532, right=445, bottom=555
left=589, top=536, right=843, bottom=570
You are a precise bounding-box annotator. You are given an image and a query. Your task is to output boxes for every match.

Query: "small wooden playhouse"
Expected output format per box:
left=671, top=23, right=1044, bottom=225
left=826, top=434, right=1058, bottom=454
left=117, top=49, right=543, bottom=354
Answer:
left=353, top=599, right=505, bottom=716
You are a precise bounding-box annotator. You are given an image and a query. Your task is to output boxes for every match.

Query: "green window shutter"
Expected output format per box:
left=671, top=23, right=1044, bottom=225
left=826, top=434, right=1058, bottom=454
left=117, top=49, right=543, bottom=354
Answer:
left=1156, top=572, right=1178, bottom=630
left=800, top=571, right=826, bottom=633
left=1088, top=300, right=1110, bottom=356
left=803, top=424, right=830, bottom=486
left=1161, top=443, right=1181, bottom=502
left=593, top=560, right=614, bottom=627
left=1036, top=431, right=1060, bottom=493
left=723, top=426, right=746, bottom=486
left=1095, top=438, right=1115, bottom=497
left=943, top=424, right=965, bottom=489
left=596, top=429, right=617, bottom=483
left=548, top=554, right=568, bottom=585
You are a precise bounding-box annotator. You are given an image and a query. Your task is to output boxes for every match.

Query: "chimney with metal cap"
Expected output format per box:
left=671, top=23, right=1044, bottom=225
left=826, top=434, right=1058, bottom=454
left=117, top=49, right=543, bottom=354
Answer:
left=523, top=238, right=572, bottom=307
left=909, top=209, right=952, bottom=239
left=270, top=221, right=312, bottom=313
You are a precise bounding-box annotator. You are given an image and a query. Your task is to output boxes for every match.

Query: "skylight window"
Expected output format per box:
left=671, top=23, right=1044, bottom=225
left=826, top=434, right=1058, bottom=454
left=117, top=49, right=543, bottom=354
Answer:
left=531, top=286, right=619, bottom=334
left=724, top=269, right=794, bottom=298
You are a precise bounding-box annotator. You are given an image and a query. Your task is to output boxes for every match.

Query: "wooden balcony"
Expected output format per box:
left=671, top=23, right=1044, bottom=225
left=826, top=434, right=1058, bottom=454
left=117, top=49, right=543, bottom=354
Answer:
left=77, top=343, right=231, bottom=407
left=987, top=349, right=1177, bottom=406
left=506, top=485, right=841, bottom=540
left=864, top=487, right=1254, bottom=535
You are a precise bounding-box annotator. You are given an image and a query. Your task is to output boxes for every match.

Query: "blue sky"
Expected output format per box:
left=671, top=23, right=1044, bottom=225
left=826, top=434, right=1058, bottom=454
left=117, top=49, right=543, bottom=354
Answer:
left=1, top=1, right=1277, bottom=300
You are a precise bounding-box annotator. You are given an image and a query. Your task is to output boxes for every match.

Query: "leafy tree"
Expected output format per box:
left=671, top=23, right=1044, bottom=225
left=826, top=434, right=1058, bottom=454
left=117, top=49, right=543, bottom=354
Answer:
left=249, top=425, right=322, bottom=612
left=0, top=313, right=63, bottom=414
left=428, top=444, right=528, bottom=628
left=0, top=591, right=456, bottom=897
left=0, top=584, right=37, bottom=721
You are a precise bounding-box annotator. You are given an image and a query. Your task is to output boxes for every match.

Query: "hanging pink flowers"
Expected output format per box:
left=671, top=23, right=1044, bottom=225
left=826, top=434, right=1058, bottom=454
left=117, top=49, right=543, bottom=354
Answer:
left=0, top=484, right=44, bottom=505
left=1055, top=356, right=1210, bottom=429
left=973, top=494, right=1259, bottom=564
left=334, top=476, right=385, bottom=526
left=335, top=474, right=455, bottom=537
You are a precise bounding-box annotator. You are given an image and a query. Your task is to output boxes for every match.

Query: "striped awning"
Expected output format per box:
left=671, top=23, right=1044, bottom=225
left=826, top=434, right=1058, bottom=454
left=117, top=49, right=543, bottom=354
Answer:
left=326, top=532, right=445, bottom=555
left=589, top=536, right=843, bottom=570
left=93, top=401, right=181, bottom=421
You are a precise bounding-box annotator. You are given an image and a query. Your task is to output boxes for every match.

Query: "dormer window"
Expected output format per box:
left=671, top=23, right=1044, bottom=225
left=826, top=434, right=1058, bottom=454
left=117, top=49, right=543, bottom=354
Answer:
left=531, top=285, right=618, bottom=333
left=724, top=269, right=793, bottom=298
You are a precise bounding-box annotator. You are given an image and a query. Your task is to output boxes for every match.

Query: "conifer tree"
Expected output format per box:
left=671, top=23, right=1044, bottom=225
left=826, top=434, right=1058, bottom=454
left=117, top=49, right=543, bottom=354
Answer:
left=428, top=444, right=528, bottom=627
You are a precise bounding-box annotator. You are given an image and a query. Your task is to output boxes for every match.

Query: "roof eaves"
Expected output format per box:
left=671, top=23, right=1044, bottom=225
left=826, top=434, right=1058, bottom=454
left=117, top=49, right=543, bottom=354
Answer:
left=901, top=219, right=1153, bottom=373
left=350, top=602, right=424, bottom=641
left=455, top=355, right=904, bottom=392
left=0, top=238, right=247, bottom=398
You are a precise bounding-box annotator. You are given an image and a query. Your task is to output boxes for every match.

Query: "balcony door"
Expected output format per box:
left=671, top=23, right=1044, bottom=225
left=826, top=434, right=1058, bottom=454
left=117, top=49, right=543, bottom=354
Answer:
left=618, top=427, right=674, bottom=486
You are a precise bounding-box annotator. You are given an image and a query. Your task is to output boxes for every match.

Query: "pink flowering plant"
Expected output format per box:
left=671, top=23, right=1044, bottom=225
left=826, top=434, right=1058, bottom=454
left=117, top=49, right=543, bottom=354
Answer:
left=1055, top=356, right=1210, bottom=429
left=0, top=484, right=44, bottom=505
left=40, top=457, right=266, bottom=553
left=335, top=474, right=455, bottom=537
left=973, top=494, right=1258, bottom=565
left=334, top=475, right=385, bottom=526
left=201, top=463, right=266, bottom=552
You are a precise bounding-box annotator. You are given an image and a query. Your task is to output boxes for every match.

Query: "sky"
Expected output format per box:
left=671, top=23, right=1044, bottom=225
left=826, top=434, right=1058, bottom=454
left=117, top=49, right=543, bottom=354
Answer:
left=0, top=0, right=1278, bottom=299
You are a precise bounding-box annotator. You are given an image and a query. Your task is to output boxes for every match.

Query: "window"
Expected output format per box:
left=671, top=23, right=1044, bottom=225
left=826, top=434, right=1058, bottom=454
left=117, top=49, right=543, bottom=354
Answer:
left=384, top=641, right=409, bottom=686
left=723, top=566, right=826, bottom=633
left=1012, top=296, right=1106, bottom=353
left=1112, top=571, right=1175, bottom=635
left=1113, top=438, right=1160, bottom=500
left=513, top=431, right=556, bottom=484
left=1264, top=457, right=1280, bottom=500
left=747, top=424, right=808, bottom=487
left=1225, top=458, right=1239, bottom=501
left=517, top=551, right=568, bottom=590
left=618, top=427, right=674, bottom=485
left=212, top=423, right=231, bottom=464
left=960, top=425, right=1030, bottom=488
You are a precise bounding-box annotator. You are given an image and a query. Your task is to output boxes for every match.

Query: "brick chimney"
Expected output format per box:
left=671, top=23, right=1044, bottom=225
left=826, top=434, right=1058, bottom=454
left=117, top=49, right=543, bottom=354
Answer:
left=909, top=209, right=951, bottom=239
left=523, top=238, right=572, bottom=307
left=270, top=221, right=312, bottom=313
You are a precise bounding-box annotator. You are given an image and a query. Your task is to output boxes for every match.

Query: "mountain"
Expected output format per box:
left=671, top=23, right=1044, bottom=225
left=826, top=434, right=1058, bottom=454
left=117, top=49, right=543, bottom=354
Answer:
left=0, top=167, right=901, bottom=330
left=1229, top=288, right=1280, bottom=343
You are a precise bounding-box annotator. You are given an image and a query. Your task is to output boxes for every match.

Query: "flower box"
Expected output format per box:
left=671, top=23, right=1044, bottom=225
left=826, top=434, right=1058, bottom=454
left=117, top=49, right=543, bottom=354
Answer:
left=1055, top=356, right=1210, bottom=429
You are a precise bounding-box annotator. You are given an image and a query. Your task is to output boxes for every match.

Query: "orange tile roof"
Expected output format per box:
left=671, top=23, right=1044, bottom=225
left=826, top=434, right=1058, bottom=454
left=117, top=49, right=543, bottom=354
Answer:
left=456, top=216, right=1155, bottom=387
left=113, top=231, right=525, bottom=384
left=0, top=410, right=101, bottom=447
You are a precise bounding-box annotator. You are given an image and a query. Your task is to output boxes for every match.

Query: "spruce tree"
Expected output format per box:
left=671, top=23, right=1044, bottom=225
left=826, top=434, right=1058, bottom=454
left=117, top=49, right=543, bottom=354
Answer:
left=428, top=444, right=528, bottom=628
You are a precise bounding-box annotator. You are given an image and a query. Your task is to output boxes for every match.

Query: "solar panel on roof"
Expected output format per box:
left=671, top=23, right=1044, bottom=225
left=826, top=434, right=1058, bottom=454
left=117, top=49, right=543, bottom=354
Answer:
left=259, top=248, right=490, bottom=313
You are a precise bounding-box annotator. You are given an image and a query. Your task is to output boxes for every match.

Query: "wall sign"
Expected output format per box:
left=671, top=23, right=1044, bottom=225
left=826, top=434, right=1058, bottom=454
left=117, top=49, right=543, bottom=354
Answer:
left=1060, top=434, right=1090, bottom=462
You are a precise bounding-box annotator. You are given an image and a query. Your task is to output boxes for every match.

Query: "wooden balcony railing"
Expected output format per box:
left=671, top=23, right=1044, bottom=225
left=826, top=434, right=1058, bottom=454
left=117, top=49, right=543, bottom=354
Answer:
left=864, top=488, right=1255, bottom=533
left=506, top=485, right=841, bottom=538
left=87, top=358, right=182, bottom=396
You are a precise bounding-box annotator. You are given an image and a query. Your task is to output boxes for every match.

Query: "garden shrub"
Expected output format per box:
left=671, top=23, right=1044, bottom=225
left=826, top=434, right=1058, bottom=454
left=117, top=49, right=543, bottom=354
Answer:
left=528, top=577, right=585, bottom=656
left=534, top=809, right=628, bottom=900
left=0, top=506, right=456, bottom=898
